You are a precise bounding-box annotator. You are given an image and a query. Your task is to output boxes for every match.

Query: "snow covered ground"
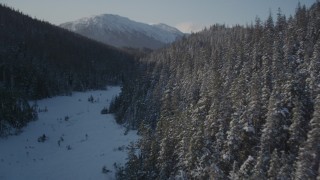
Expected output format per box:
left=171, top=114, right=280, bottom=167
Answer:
left=0, top=86, right=138, bottom=180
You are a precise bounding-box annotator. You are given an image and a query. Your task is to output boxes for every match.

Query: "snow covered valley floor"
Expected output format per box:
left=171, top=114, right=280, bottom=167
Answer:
left=0, top=86, right=138, bottom=180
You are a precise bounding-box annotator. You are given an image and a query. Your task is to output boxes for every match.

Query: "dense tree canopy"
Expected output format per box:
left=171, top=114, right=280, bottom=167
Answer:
left=112, top=2, right=320, bottom=179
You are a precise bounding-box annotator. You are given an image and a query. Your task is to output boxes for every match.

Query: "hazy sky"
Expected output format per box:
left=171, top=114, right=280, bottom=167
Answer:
left=0, top=0, right=316, bottom=33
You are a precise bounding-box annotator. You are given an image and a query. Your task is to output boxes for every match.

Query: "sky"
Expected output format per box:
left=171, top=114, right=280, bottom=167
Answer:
left=0, top=0, right=316, bottom=33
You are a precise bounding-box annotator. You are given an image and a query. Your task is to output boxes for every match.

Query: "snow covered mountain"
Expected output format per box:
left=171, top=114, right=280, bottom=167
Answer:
left=60, top=14, right=184, bottom=49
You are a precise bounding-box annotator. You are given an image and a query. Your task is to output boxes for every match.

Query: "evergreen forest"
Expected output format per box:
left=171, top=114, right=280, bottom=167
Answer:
left=111, top=3, right=320, bottom=179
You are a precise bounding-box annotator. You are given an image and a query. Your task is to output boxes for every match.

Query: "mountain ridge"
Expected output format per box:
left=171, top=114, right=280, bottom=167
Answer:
left=60, top=14, right=184, bottom=49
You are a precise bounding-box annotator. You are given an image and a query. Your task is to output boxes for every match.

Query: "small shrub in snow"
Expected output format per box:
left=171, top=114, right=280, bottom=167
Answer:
left=88, top=95, right=94, bottom=103
left=64, top=116, right=69, bottom=121
left=102, top=165, right=111, bottom=174
left=100, top=107, right=108, bottom=114
left=113, top=145, right=125, bottom=152
left=57, top=137, right=64, bottom=146
left=37, top=134, right=47, bottom=142
left=66, top=145, right=72, bottom=150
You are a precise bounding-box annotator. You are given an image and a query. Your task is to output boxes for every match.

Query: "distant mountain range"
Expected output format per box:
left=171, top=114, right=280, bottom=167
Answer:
left=60, top=14, right=184, bottom=49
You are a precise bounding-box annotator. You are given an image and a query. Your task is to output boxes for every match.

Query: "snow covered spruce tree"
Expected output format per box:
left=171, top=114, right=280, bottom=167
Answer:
left=295, top=93, right=320, bottom=179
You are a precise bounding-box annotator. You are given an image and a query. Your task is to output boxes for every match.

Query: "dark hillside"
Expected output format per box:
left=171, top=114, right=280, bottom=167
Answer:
left=0, top=4, right=136, bottom=135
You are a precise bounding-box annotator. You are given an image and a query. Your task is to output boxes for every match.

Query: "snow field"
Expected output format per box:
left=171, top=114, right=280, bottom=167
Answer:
left=0, top=86, right=138, bottom=180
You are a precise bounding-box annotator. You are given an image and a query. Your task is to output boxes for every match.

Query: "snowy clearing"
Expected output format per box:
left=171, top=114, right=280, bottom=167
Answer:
left=0, top=86, right=138, bottom=180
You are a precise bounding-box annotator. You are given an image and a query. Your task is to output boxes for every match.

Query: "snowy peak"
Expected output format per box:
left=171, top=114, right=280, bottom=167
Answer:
left=72, top=14, right=141, bottom=31
left=153, top=23, right=182, bottom=34
left=60, top=14, right=184, bottom=49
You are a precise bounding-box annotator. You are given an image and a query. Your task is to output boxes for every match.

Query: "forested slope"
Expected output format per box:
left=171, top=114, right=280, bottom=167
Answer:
left=0, top=4, right=136, bottom=136
left=112, top=3, right=320, bottom=179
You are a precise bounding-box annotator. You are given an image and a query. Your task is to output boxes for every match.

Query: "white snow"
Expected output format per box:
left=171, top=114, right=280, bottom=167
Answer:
left=243, top=125, right=255, bottom=133
left=0, top=86, right=138, bottom=180
left=61, top=14, right=183, bottom=44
